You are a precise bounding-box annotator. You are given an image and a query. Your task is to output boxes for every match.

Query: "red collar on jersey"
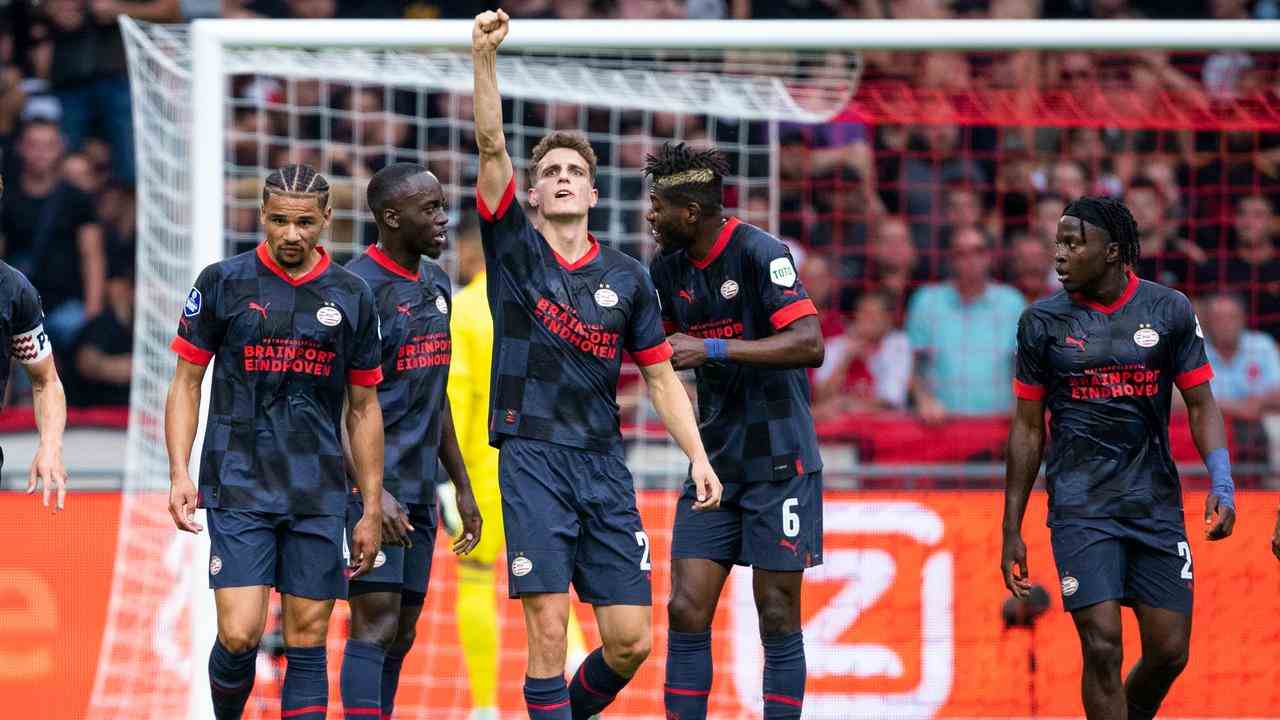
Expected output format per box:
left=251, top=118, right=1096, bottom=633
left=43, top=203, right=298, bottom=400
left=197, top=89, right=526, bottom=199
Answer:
left=1073, top=270, right=1139, bottom=315
left=256, top=242, right=331, bottom=287
left=552, top=234, right=600, bottom=271
left=689, top=216, right=740, bottom=270
left=367, top=244, right=420, bottom=281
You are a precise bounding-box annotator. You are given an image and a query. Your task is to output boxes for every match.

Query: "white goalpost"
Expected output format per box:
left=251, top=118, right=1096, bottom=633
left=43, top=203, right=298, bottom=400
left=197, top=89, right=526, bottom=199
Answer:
left=108, top=17, right=1276, bottom=720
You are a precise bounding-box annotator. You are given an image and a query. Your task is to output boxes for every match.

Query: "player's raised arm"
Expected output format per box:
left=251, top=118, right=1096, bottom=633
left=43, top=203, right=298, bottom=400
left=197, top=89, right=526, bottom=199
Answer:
left=639, top=360, right=722, bottom=510
left=345, top=383, right=385, bottom=577
left=472, top=9, right=513, bottom=211
left=165, top=357, right=207, bottom=533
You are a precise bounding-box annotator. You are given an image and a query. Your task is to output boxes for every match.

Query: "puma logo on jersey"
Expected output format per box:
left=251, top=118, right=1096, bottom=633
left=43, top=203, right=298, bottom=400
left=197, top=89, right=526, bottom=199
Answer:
left=778, top=538, right=799, bottom=555
left=1065, top=335, right=1086, bottom=351
left=677, top=289, right=695, bottom=303
left=248, top=301, right=270, bottom=319
left=396, top=303, right=411, bottom=316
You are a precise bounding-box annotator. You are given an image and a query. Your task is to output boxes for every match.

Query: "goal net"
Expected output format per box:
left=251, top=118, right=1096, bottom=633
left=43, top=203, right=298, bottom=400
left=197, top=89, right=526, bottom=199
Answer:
left=109, top=16, right=1280, bottom=720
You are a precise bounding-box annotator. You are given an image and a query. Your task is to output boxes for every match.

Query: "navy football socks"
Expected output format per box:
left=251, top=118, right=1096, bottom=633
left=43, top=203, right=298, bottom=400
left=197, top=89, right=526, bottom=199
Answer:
left=761, top=632, right=805, bottom=719
left=340, top=639, right=385, bottom=718
left=524, top=675, right=571, bottom=719
left=664, top=629, right=713, bottom=720
left=209, top=639, right=257, bottom=720
left=282, top=645, right=329, bottom=720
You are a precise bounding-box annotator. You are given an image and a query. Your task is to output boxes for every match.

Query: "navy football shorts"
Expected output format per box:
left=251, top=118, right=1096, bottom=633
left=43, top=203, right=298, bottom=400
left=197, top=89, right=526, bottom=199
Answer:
left=1049, top=514, right=1193, bottom=616
left=672, top=471, right=824, bottom=571
left=206, top=508, right=346, bottom=600
left=344, top=495, right=439, bottom=604
left=498, top=436, right=651, bottom=606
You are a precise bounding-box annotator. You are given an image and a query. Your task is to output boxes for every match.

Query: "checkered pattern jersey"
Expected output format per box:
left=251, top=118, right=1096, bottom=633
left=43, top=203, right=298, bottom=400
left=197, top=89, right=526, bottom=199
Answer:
left=1014, top=273, right=1213, bottom=521
left=649, top=218, right=823, bottom=484
left=347, top=246, right=451, bottom=505
left=477, top=178, right=672, bottom=456
left=170, top=243, right=383, bottom=516
left=0, top=260, right=51, bottom=404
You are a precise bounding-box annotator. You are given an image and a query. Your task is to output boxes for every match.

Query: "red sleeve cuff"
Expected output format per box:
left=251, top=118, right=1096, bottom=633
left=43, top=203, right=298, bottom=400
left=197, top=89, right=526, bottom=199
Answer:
left=171, top=336, right=214, bottom=366
left=1175, top=363, right=1214, bottom=390
left=770, top=299, right=818, bottom=331
left=631, top=340, right=674, bottom=367
left=662, top=320, right=678, bottom=335
left=476, top=177, right=516, bottom=222
left=348, top=366, right=384, bottom=387
left=1012, top=379, right=1045, bottom=401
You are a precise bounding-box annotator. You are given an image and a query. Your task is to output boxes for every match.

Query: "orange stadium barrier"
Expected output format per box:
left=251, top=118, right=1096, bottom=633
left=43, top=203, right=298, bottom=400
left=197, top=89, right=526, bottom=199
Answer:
left=2, top=490, right=1279, bottom=719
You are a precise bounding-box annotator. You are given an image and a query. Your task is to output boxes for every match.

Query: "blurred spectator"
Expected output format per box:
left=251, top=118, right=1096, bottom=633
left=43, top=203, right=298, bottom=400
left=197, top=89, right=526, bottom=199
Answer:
left=798, top=251, right=848, bottom=339
left=43, top=0, right=181, bottom=185
left=863, top=216, right=926, bottom=323
left=907, top=227, right=1026, bottom=422
left=70, top=255, right=133, bottom=406
left=903, top=123, right=988, bottom=268
left=1031, top=193, right=1068, bottom=245
left=1007, top=233, right=1058, bottom=302
left=1197, top=194, right=1280, bottom=337
left=1044, top=158, right=1089, bottom=200
left=812, top=290, right=912, bottom=420
left=1201, top=292, right=1280, bottom=421
left=1127, top=175, right=1202, bottom=289
left=0, top=119, right=105, bottom=353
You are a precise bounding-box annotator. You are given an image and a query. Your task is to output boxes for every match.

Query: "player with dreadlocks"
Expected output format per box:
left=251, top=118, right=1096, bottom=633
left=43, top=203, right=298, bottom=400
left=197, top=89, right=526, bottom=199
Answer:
left=1002, top=196, right=1235, bottom=720
left=167, top=163, right=386, bottom=719
left=646, top=142, right=824, bottom=720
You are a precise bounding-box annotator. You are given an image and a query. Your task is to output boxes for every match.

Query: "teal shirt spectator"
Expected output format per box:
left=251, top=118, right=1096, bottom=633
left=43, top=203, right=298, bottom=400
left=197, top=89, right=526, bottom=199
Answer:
left=1205, top=330, right=1280, bottom=402
left=906, top=282, right=1027, bottom=414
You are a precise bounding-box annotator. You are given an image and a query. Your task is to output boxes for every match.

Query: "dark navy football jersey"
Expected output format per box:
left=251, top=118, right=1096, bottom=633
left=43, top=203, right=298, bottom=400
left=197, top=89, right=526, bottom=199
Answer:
left=0, top=261, right=51, bottom=408
left=649, top=218, right=823, bottom=484
left=347, top=245, right=451, bottom=505
left=477, top=178, right=672, bottom=456
left=171, top=243, right=384, bottom=516
left=1014, top=272, right=1213, bottom=521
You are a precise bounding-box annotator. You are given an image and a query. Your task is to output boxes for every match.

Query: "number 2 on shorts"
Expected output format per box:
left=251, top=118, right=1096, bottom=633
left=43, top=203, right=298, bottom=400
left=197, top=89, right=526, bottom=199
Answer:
left=635, top=530, right=652, bottom=570
left=1177, top=540, right=1193, bottom=580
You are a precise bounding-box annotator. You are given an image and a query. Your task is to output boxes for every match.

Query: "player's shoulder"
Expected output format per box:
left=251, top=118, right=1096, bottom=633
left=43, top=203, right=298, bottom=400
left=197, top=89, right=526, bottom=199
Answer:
left=1134, top=277, right=1195, bottom=318
left=204, top=247, right=258, bottom=282
left=0, top=258, right=33, bottom=292
left=421, top=259, right=451, bottom=291
left=324, top=257, right=376, bottom=297
left=732, top=219, right=790, bottom=259
left=1022, top=289, right=1075, bottom=324
left=598, top=244, right=650, bottom=277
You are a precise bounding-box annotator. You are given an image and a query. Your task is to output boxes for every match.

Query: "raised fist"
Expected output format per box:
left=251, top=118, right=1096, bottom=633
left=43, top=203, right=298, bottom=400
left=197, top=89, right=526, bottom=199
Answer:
left=472, top=9, right=510, bottom=53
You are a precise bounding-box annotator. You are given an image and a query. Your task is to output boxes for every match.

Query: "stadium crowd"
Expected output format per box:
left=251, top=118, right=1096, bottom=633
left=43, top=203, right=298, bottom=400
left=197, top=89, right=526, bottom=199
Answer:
left=0, top=0, right=1276, bottom=468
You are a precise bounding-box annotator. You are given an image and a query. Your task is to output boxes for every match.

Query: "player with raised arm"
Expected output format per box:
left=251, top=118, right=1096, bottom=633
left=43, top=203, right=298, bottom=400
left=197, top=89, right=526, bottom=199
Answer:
left=339, top=162, right=483, bottom=719
left=165, top=164, right=386, bottom=720
left=645, top=143, right=825, bottom=720
left=472, top=11, right=722, bottom=720
left=1002, top=197, right=1235, bottom=720
left=0, top=174, right=67, bottom=511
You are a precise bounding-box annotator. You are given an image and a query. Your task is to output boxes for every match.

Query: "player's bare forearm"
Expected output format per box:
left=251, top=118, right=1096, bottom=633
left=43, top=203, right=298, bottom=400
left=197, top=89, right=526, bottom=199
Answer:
left=1002, top=397, right=1045, bottom=537
left=345, top=384, right=386, bottom=519
left=472, top=9, right=513, bottom=207
left=724, top=316, right=824, bottom=368
left=164, top=358, right=206, bottom=481
left=640, top=360, right=709, bottom=464
left=27, top=356, right=66, bottom=454
left=1181, top=382, right=1227, bottom=459
left=437, top=396, right=471, bottom=491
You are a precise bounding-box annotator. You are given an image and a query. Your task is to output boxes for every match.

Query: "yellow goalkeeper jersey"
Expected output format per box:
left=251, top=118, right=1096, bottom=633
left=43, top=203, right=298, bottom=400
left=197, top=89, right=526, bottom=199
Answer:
left=448, top=272, right=499, bottom=482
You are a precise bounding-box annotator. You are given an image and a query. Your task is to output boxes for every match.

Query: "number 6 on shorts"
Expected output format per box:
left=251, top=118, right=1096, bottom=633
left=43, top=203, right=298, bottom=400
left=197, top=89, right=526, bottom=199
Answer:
left=782, top=497, right=799, bottom=538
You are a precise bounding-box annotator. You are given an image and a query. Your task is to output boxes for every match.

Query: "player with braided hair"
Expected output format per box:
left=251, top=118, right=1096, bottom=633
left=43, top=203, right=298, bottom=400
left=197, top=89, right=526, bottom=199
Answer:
left=1002, top=196, right=1235, bottom=720
left=166, top=163, right=386, bottom=719
left=645, top=142, right=825, bottom=720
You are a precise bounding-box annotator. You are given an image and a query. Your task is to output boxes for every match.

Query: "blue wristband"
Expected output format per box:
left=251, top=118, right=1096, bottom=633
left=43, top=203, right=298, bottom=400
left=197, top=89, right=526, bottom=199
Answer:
left=704, top=338, right=728, bottom=361
left=1207, top=447, right=1234, bottom=509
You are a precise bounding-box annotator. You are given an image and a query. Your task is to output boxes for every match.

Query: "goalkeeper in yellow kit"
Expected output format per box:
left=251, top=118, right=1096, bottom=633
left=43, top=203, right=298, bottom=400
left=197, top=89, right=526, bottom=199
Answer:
left=446, top=219, right=588, bottom=720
